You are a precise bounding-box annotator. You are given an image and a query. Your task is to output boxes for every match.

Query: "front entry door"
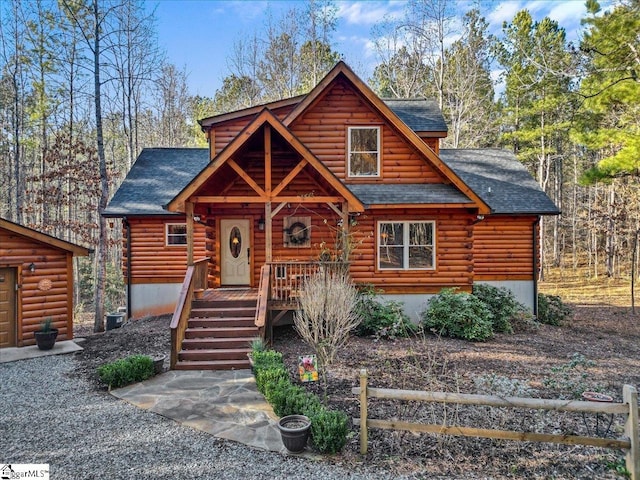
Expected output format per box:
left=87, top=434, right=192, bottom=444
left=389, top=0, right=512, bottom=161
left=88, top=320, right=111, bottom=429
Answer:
left=0, top=268, right=17, bottom=348
left=220, top=219, right=251, bottom=286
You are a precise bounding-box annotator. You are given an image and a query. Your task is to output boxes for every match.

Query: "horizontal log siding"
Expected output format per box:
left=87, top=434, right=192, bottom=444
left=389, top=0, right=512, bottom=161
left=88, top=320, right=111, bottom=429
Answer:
left=0, top=229, right=74, bottom=345
left=349, top=209, right=475, bottom=290
left=211, top=105, right=296, bottom=155
left=124, top=218, right=207, bottom=282
left=473, top=216, right=536, bottom=279
left=290, top=79, right=445, bottom=184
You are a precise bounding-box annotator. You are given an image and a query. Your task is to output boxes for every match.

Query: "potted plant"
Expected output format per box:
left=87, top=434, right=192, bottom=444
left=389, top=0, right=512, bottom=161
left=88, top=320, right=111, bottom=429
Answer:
left=34, top=317, right=58, bottom=350
left=277, top=414, right=311, bottom=453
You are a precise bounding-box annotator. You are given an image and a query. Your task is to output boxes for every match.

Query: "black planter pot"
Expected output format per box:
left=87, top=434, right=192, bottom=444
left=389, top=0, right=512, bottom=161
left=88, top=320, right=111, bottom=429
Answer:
left=278, top=415, right=311, bottom=453
left=153, top=354, right=166, bottom=375
left=34, top=328, right=58, bottom=351
left=106, top=312, right=125, bottom=330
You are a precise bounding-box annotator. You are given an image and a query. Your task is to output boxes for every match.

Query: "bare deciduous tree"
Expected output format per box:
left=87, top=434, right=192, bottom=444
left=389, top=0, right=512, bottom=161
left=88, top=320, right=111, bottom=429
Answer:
left=294, top=269, right=361, bottom=402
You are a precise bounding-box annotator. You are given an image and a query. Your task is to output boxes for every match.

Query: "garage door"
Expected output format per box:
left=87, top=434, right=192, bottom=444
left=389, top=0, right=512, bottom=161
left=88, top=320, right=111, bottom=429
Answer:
left=0, top=268, right=17, bottom=348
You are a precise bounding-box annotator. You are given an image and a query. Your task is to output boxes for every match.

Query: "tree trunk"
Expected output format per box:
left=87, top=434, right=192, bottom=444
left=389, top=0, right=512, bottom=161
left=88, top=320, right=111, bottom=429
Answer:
left=92, top=0, right=107, bottom=333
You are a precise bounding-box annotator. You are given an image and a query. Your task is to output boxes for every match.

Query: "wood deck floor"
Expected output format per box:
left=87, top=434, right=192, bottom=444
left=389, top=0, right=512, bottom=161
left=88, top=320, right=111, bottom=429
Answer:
left=201, top=288, right=258, bottom=302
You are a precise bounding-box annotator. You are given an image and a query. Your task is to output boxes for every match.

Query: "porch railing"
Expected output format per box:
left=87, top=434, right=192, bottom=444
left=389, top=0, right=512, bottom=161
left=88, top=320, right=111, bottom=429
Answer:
left=255, top=264, right=271, bottom=339
left=267, top=261, right=347, bottom=305
left=169, top=257, right=209, bottom=369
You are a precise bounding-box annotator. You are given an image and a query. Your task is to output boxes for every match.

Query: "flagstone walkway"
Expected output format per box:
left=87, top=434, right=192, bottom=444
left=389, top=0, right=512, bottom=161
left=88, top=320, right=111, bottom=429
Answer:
left=111, top=369, right=299, bottom=455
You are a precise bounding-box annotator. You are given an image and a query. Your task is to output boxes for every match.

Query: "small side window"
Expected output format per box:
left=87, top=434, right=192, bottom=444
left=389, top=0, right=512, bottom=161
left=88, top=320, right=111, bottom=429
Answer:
left=166, top=223, right=187, bottom=246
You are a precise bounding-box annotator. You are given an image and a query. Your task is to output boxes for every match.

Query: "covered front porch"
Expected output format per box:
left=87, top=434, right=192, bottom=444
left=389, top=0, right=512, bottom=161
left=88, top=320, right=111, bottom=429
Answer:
left=163, top=109, right=363, bottom=370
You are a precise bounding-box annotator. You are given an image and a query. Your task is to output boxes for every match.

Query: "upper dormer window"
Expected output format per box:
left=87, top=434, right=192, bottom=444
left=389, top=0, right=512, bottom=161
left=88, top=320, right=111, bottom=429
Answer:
left=348, top=127, right=380, bottom=177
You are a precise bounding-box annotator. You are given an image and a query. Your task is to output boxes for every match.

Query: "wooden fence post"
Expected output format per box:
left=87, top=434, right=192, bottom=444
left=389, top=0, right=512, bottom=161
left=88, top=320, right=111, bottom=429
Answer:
left=360, top=368, right=368, bottom=455
left=624, top=384, right=639, bottom=480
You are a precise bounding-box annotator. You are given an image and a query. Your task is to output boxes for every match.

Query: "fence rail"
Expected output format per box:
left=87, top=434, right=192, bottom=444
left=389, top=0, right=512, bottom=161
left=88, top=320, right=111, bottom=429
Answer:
left=353, top=369, right=639, bottom=479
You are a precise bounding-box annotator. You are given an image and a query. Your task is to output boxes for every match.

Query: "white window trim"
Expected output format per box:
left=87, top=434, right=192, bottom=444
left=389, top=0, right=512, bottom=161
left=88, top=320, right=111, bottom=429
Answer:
left=377, top=220, right=436, bottom=271
left=347, top=126, right=381, bottom=178
left=166, top=223, right=187, bottom=247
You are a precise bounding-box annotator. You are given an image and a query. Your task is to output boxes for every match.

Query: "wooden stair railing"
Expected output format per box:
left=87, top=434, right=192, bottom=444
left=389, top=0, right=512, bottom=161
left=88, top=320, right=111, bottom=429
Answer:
left=255, top=264, right=271, bottom=341
left=170, top=258, right=209, bottom=369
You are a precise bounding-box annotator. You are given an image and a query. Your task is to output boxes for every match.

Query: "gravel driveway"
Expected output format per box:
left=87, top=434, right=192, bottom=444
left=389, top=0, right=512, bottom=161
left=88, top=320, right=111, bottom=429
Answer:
left=0, top=355, right=402, bottom=480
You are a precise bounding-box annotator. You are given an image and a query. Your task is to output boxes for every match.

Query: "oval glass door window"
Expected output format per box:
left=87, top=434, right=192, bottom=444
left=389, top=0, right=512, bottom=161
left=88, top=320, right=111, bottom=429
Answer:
left=229, top=226, right=242, bottom=258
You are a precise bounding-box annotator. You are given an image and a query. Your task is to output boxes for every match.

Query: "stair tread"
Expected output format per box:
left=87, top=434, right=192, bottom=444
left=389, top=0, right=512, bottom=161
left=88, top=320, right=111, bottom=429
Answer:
left=179, top=347, right=250, bottom=354
left=174, top=359, right=251, bottom=370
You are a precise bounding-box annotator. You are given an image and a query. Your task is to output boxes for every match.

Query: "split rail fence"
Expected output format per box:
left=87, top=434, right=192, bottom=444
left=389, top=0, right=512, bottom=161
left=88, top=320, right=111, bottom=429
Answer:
left=353, top=369, right=639, bottom=480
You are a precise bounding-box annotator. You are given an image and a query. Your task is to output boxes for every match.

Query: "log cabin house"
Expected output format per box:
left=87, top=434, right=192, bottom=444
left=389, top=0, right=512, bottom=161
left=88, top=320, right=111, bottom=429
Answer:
left=0, top=217, right=90, bottom=348
left=104, top=62, right=559, bottom=370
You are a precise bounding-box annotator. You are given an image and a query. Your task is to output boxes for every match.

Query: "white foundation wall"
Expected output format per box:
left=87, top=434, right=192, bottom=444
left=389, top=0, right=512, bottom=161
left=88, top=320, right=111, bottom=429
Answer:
left=381, top=280, right=536, bottom=323
left=130, top=283, right=182, bottom=318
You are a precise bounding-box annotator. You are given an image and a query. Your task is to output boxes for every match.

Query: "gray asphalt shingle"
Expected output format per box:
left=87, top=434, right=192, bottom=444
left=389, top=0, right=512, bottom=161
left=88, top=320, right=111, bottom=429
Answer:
left=104, top=148, right=209, bottom=216
left=439, top=149, right=560, bottom=215
left=348, top=183, right=472, bottom=207
left=383, top=99, right=448, bottom=132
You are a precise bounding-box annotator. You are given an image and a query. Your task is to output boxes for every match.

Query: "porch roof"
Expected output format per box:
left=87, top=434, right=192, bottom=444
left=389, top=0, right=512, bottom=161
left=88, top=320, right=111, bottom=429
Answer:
left=440, top=149, right=561, bottom=215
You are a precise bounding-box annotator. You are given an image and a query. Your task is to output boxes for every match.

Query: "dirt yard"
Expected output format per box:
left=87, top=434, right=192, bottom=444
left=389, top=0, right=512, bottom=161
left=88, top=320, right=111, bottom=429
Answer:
left=72, top=298, right=640, bottom=479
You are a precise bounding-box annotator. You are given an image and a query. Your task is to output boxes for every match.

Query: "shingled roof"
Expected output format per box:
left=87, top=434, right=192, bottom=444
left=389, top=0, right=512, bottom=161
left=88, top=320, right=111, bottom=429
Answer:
left=348, top=183, right=472, bottom=207
left=383, top=99, right=448, bottom=132
left=104, top=148, right=209, bottom=216
left=439, top=149, right=560, bottom=215
left=105, top=147, right=559, bottom=216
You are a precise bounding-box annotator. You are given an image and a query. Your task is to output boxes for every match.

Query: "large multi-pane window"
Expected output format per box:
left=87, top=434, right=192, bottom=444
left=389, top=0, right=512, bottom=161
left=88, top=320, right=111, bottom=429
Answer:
left=348, top=126, right=380, bottom=177
left=166, top=223, right=187, bottom=246
left=378, top=221, right=435, bottom=270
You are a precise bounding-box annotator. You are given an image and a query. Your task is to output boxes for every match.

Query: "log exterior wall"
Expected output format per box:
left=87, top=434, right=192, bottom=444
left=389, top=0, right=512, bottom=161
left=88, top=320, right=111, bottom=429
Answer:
left=212, top=104, right=296, bottom=156
left=473, top=216, right=537, bottom=280
left=0, top=227, right=76, bottom=346
left=289, top=79, right=445, bottom=184
left=124, top=217, right=208, bottom=283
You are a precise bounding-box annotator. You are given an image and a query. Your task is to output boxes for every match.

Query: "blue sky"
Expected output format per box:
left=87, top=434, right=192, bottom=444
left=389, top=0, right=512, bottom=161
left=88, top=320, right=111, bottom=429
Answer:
left=151, top=0, right=596, bottom=97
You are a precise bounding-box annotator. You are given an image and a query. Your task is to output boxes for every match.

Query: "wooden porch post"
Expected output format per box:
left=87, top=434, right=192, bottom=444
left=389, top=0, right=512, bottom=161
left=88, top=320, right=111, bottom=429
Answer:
left=265, top=125, right=272, bottom=264
left=186, top=201, right=194, bottom=266
left=265, top=202, right=272, bottom=262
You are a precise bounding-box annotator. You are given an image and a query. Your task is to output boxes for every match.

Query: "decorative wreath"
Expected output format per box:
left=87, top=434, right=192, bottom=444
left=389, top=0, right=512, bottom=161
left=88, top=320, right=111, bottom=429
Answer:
left=287, top=221, right=309, bottom=245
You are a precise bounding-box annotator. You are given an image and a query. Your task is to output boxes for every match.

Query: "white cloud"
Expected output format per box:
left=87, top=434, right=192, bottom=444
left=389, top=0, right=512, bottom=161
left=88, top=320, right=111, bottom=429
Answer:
left=486, top=1, right=523, bottom=28
left=337, top=1, right=404, bottom=26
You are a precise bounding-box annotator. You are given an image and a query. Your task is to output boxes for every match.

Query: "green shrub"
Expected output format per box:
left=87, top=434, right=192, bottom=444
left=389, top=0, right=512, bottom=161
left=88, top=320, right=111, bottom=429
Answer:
left=472, top=283, right=528, bottom=333
left=421, top=288, right=494, bottom=342
left=255, top=366, right=288, bottom=395
left=309, top=409, right=350, bottom=454
left=537, top=293, right=572, bottom=325
left=251, top=348, right=349, bottom=453
left=97, top=354, right=154, bottom=389
left=356, top=286, right=417, bottom=340
left=252, top=349, right=283, bottom=370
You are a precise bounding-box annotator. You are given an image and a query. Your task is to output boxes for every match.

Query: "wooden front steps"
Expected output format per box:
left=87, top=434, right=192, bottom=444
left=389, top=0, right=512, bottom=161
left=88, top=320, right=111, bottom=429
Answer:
left=174, top=295, right=259, bottom=371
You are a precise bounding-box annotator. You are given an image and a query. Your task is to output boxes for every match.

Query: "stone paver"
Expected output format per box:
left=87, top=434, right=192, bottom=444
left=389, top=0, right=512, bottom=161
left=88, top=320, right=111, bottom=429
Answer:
left=111, top=369, right=294, bottom=454
left=0, top=340, right=83, bottom=363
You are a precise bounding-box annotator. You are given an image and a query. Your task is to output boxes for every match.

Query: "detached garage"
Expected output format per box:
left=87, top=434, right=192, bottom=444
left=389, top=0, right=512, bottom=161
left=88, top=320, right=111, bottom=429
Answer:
left=0, top=217, right=90, bottom=348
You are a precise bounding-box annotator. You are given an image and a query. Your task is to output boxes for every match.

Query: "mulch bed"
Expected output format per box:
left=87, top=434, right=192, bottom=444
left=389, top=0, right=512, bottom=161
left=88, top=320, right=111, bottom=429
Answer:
left=72, top=305, right=640, bottom=479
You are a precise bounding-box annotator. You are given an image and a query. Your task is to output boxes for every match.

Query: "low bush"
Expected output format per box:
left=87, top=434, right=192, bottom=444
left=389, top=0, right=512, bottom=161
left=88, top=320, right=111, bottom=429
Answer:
left=308, top=409, right=350, bottom=454
left=537, top=293, right=572, bottom=325
left=97, top=354, right=154, bottom=389
left=252, top=348, right=349, bottom=454
left=472, top=284, right=528, bottom=333
left=255, top=366, right=288, bottom=395
left=356, top=285, right=417, bottom=340
left=421, top=288, right=494, bottom=342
